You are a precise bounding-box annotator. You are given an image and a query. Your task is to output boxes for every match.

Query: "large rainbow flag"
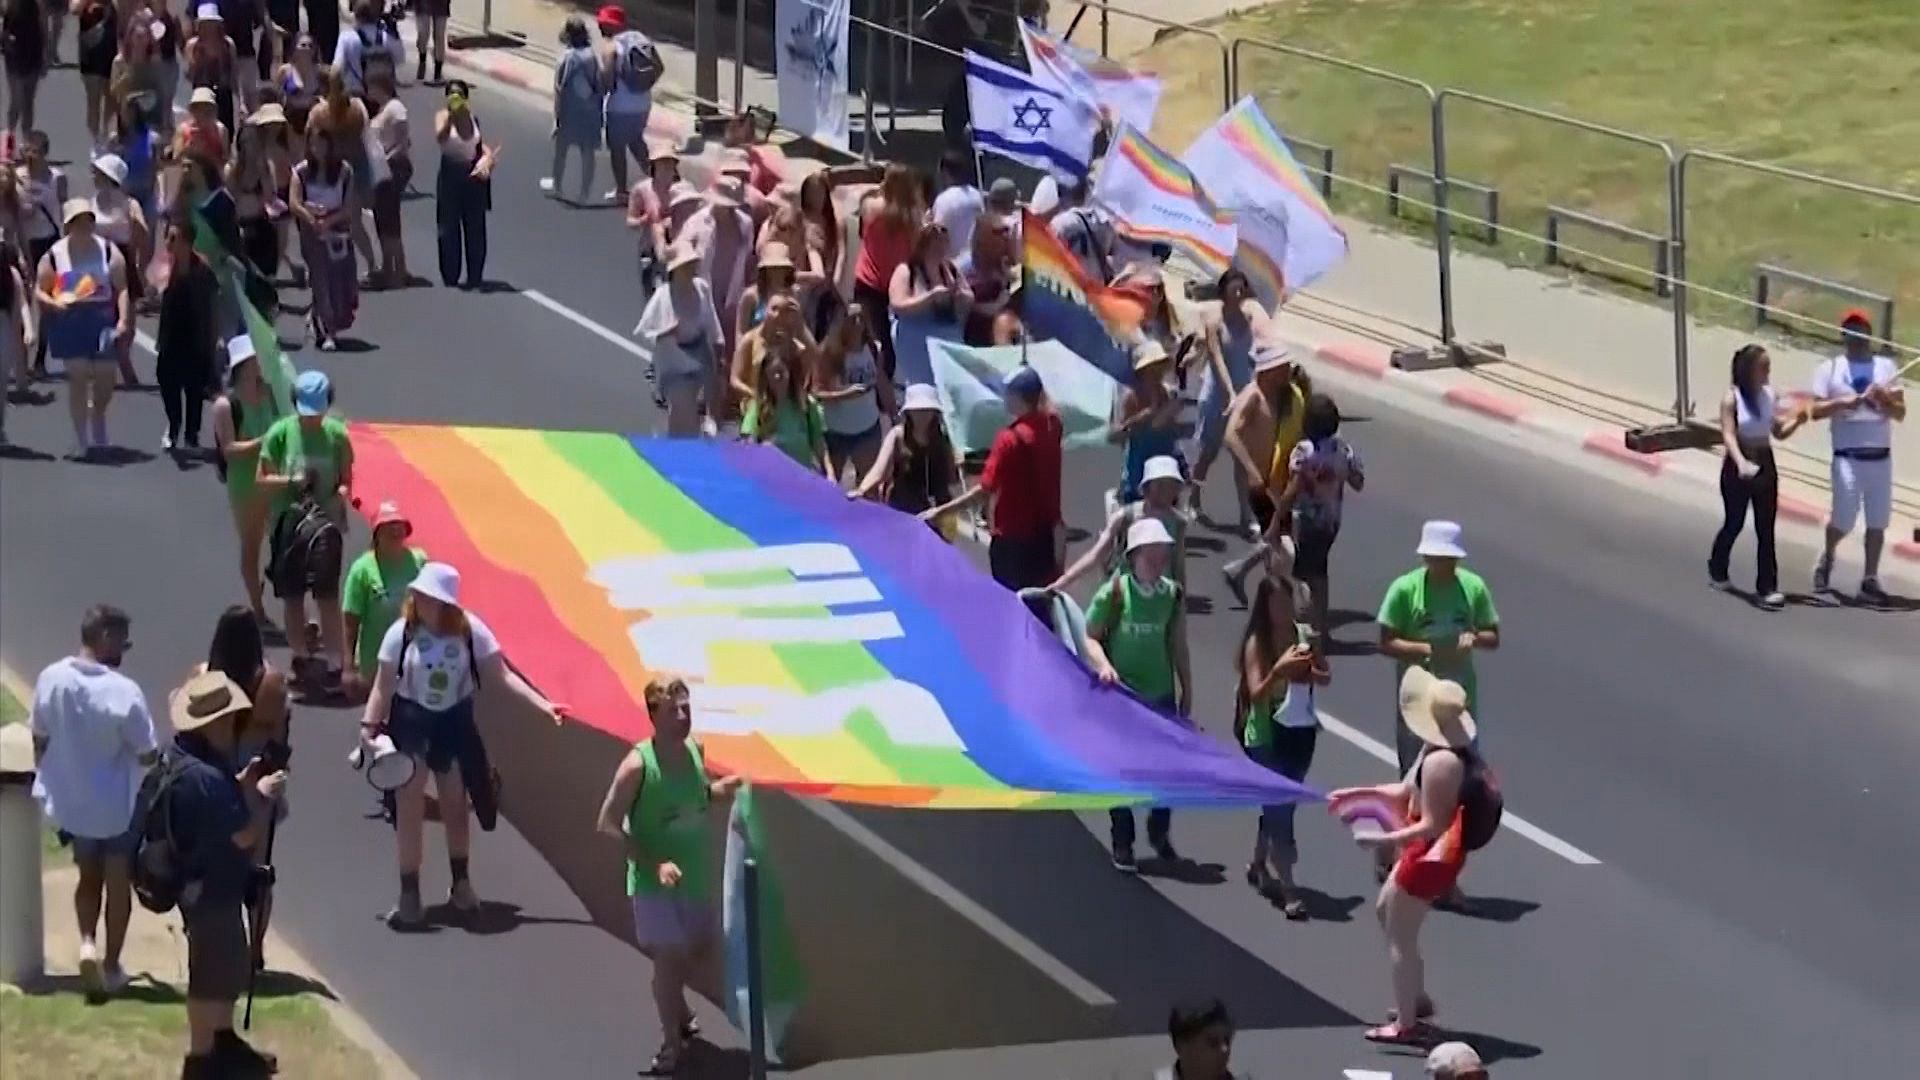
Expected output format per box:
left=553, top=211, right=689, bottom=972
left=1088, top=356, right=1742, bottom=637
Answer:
left=1019, top=209, right=1151, bottom=384
left=1093, top=123, right=1237, bottom=278
left=351, top=423, right=1320, bottom=811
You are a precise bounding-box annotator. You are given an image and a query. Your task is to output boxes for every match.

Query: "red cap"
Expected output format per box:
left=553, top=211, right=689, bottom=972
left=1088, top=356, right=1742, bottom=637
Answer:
left=1840, top=307, right=1874, bottom=331
left=596, top=4, right=625, bottom=28
left=371, top=500, right=413, bottom=538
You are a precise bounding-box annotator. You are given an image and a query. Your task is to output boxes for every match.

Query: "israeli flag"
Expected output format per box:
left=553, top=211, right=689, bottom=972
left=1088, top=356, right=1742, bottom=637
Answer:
left=965, top=50, right=1098, bottom=177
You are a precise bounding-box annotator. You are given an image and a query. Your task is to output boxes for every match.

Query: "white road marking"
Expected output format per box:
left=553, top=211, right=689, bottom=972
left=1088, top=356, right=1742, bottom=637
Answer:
left=1343, top=1070, right=1394, bottom=1079
left=1316, top=713, right=1602, bottom=866
left=800, top=800, right=1116, bottom=1007
left=522, top=288, right=654, bottom=361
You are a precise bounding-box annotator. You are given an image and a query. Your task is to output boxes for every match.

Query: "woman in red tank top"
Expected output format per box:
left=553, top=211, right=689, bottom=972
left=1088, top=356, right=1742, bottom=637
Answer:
left=851, top=163, right=922, bottom=385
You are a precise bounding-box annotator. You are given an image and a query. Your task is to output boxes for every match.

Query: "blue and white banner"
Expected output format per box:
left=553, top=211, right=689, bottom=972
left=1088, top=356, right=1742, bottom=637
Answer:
left=776, top=0, right=851, bottom=151
left=964, top=50, right=1098, bottom=178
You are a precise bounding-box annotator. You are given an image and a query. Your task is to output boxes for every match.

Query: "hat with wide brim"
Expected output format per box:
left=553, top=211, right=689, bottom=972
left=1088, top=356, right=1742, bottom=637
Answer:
left=718, top=148, right=753, bottom=177
left=61, top=198, right=96, bottom=226
left=1141, top=455, right=1182, bottom=489
left=664, top=242, right=701, bottom=273
left=1415, top=519, right=1467, bottom=559
left=756, top=241, right=796, bottom=271
left=1252, top=340, right=1295, bottom=374
left=408, top=561, right=463, bottom=607
left=1399, top=666, right=1478, bottom=750
left=707, top=178, right=746, bottom=209
left=1125, top=516, right=1176, bottom=553
left=1132, top=338, right=1171, bottom=372
left=190, top=86, right=219, bottom=107
left=648, top=142, right=681, bottom=165
left=247, top=103, right=288, bottom=127
left=170, top=670, right=253, bottom=733
left=91, top=153, right=128, bottom=187
left=371, top=500, right=413, bottom=537
left=225, top=334, right=257, bottom=373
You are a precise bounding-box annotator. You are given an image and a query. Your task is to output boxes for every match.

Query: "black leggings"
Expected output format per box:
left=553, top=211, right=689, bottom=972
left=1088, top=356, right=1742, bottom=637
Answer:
left=157, top=350, right=211, bottom=443
left=436, top=161, right=489, bottom=288
left=1709, top=450, right=1778, bottom=595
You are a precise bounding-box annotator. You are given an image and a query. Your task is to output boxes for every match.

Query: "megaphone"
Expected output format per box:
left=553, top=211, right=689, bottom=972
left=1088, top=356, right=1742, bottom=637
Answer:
left=348, top=734, right=416, bottom=793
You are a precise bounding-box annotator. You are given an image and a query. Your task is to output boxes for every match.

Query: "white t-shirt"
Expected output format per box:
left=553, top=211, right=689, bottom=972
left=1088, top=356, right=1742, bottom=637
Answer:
left=29, top=657, right=156, bottom=839
left=378, top=615, right=502, bottom=712
left=932, top=184, right=984, bottom=271
left=1810, top=353, right=1899, bottom=453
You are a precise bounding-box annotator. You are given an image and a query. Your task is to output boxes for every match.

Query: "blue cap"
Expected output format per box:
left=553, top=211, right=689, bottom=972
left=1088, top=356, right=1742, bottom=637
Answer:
left=1006, top=365, right=1044, bottom=402
left=293, top=370, right=331, bottom=416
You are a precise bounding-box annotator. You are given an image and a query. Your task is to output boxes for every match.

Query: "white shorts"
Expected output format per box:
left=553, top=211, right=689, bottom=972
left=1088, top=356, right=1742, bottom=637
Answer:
left=1830, top=453, right=1893, bottom=533
left=630, top=891, right=715, bottom=951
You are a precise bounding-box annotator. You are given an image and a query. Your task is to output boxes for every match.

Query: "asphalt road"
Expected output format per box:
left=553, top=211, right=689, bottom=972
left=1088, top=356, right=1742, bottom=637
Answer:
left=3, top=53, right=1918, bottom=1079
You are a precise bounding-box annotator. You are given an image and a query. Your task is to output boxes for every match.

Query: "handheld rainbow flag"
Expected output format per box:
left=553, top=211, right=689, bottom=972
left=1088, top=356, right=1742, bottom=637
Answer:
left=1093, top=122, right=1237, bottom=277
left=1019, top=209, right=1151, bottom=384
left=350, top=424, right=1323, bottom=811
left=54, top=271, right=101, bottom=303
left=1184, top=97, right=1349, bottom=304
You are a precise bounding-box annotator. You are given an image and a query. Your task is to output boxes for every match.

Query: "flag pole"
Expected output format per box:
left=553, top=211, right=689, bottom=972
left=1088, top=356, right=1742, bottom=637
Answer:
left=745, top=857, right=769, bottom=1080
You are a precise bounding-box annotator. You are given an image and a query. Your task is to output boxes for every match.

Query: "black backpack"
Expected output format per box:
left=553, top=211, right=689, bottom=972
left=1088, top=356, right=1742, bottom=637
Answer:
left=1456, top=750, right=1505, bottom=852
left=129, top=749, right=200, bottom=913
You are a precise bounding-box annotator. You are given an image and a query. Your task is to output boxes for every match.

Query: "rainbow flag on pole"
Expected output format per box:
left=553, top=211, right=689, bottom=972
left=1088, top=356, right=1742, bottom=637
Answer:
left=1183, top=97, right=1349, bottom=304
left=1093, top=123, right=1237, bottom=277
left=1019, top=210, right=1151, bottom=384
left=349, top=424, right=1322, bottom=810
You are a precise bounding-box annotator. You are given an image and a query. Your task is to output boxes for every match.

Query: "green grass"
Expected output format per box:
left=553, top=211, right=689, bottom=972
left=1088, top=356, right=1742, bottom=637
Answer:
left=0, top=681, right=23, bottom=727
left=1143, top=0, right=1920, bottom=350
left=0, top=982, right=377, bottom=1079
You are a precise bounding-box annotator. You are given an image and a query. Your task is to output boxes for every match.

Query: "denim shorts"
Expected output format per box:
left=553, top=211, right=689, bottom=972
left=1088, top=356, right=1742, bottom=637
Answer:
left=388, top=694, right=479, bottom=777
left=65, top=829, right=138, bottom=862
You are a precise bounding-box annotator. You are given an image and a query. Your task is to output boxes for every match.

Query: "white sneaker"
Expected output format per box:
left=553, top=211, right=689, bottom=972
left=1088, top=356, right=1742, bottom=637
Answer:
left=538, top=177, right=556, bottom=194
left=1759, top=592, right=1786, bottom=610
left=162, top=429, right=174, bottom=451
left=78, top=938, right=101, bottom=994
left=604, top=189, right=626, bottom=203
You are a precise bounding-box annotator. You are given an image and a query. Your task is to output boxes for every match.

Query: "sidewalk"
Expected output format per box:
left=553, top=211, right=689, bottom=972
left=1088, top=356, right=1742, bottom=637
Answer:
left=435, top=0, right=1920, bottom=563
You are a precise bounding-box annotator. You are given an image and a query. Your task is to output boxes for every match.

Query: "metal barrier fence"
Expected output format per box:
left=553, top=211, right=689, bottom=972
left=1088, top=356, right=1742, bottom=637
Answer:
left=468, top=0, right=1919, bottom=425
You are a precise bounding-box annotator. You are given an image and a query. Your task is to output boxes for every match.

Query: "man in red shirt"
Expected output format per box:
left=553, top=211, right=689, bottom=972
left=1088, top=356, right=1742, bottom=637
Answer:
left=923, top=366, right=1064, bottom=607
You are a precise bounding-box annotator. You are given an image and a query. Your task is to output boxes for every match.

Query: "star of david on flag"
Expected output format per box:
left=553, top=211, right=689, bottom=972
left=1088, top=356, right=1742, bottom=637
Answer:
left=964, top=50, right=1097, bottom=178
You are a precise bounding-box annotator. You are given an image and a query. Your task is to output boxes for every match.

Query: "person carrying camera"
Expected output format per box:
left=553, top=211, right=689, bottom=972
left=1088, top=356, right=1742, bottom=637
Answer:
left=162, top=670, right=288, bottom=1078
left=255, top=368, right=352, bottom=692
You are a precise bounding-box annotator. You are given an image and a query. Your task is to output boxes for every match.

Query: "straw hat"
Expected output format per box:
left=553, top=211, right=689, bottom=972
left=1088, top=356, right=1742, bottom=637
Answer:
left=1398, top=666, right=1478, bottom=750
left=189, top=86, right=219, bottom=107
left=408, top=562, right=463, bottom=607
left=1132, top=338, right=1171, bottom=372
left=757, top=241, right=795, bottom=271
left=708, top=177, right=745, bottom=210
left=664, top=242, right=701, bottom=273
left=718, top=148, right=752, bottom=177
left=247, top=102, right=289, bottom=127
left=170, top=671, right=252, bottom=733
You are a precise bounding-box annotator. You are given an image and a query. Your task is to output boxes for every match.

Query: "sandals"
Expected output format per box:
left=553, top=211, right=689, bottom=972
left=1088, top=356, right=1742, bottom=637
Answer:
left=644, top=1044, right=681, bottom=1076
left=1386, top=994, right=1437, bottom=1023
left=1363, top=1019, right=1439, bottom=1046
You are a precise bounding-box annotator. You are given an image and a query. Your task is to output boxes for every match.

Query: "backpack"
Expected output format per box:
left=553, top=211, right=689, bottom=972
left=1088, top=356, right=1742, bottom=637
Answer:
left=614, top=31, right=661, bottom=93
left=1454, top=750, right=1505, bottom=851
left=129, top=749, right=201, bottom=914
left=358, top=25, right=395, bottom=90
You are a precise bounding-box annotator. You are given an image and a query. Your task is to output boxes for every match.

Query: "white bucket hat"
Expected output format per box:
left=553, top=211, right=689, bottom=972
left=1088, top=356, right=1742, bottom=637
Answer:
left=901, top=383, right=942, bottom=413
left=92, top=153, right=128, bottom=187
left=1415, top=519, right=1467, bottom=559
left=1125, top=517, right=1175, bottom=553
left=1252, top=340, right=1294, bottom=374
left=1141, top=455, right=1182, bottom=489
left=408, top=562, right=463, bottom=608
left=225, top=334, right=257, bottom=374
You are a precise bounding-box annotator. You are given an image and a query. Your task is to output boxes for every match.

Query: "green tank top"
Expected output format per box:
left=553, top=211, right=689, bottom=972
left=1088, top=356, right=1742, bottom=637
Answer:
left=1241, top=622, right=1316, bottom=749
left=625, top=738, right=713, bottom=898
left=222, top=391, right=279, bottom=505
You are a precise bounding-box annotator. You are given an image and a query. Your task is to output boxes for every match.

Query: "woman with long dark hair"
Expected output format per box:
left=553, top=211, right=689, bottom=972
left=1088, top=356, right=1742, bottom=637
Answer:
left=153, top=217, right=218, bottom=452
left=433, top=80, right=496, bottom=290
left=1709, top=344, right=1805, bottom=609
left=813, top=300, right=890, bottom=482
left=851, top=383, right=958, bottom=528
left=1235, top=568, right=1325, bottom=919
left=741, top=349, right=829, bottom=475
left=290, top=126, right=357, bottom=348
left=226, top=111, right=285, bottom=305
left=360, top=563, right=563, bottom=927
left=307, top=66, right=376, bottom=279
left=200, top=604, right=290, bottom=953
left=1193, top=268, right=1266, bottom=525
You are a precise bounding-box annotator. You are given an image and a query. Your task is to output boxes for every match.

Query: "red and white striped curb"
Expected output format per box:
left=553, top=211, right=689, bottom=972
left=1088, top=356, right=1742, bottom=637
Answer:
left=1299, top=338, right=1920, bottom=562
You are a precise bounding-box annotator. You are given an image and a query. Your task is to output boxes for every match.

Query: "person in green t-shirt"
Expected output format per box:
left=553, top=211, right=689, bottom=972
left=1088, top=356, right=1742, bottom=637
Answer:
left=340, top=501, right=427, bottom=699
left=1377, top=520, right=1501, bottom=773
left=595, top=677, right=740, bottom=1075
left=1083, top=516, right=1191, bottom=874
left=256, top=370, right=355, bottom=688
left=740, top=351, right=829, bottom=475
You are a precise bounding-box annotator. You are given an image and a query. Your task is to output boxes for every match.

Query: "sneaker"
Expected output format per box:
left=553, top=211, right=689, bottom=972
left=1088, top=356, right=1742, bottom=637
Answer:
left=538, top=177, right=557, bottom=195
left=604, top=189, right=627, bottom=204
left=100, top=962, right=131, bottom=995
left=162, top=429, right=174, bottom=452
left=1859, top=578, right=1889, bottom=603
left=1111, top=844, right=1138, bottom=875
left=1759, top=591, right=1786, bottom=610
left=1812, top=557, right=1834, bottom=595
left=213, top=1029, right=279, bottom=1074
left=77, top=938, right=101, bottom=995
left=386, top=890, right=425, bottom=929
